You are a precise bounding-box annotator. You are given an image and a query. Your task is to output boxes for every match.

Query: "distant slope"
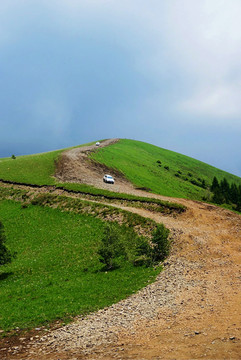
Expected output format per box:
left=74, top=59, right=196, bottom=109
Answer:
left=0, top=142, right=95, bottom=185
left=91, top=139, right=241, bottom=200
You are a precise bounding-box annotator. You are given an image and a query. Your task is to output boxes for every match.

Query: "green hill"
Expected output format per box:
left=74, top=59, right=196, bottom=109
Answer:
left=91, top=139, right=241, bottom=200
left=0, top=138, right=240, bottom=201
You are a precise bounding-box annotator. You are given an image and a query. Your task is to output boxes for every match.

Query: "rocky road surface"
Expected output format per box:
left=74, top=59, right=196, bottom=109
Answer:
left=1, top=140, right=241, bottom=359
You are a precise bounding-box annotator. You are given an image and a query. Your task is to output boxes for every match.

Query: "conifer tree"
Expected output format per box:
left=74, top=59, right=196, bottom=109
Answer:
left=220, top=178, right=230, bottom=203
left=230, top=183, right=238, bottom=204
left=211, top=177, right=219, bottom=192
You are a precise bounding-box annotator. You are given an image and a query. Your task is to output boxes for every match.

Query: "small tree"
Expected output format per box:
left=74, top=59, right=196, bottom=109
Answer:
left=211, top=176, right=219, bottom=192
left=11, top=154, right=16, bottom=160
left=230, top=183, right=239, bottom=204
left=0, top=221, right=12, bottom=266
left=220, top=178, right=230, bottom=203
left=151, top=224, right=170, bottom=263
left=98, top=223, right=125, bottom=270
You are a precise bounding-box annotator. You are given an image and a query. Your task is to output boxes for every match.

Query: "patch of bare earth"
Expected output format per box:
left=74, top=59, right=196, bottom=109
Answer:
left=1, top=140, right=241, bottom=359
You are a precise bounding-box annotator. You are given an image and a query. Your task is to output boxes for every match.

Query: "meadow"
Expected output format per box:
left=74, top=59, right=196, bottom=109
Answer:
left=0, top=141, right=95, bottom=185
left=0, top=200, right=159, bottom=333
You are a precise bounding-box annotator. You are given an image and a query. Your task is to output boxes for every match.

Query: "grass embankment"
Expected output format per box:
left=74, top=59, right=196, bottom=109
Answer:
left=57, top=183, right=185, bottom=214
left=0, top=199, right=160, bottom=334
left=0, top=187, right=158, bottom=236
left=91, top=139, right=241, bottom=200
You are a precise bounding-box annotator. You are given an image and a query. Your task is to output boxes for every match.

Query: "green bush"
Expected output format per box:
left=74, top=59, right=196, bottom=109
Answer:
left=98, top=222, right=171, bottom=271
left=133, top=236, right=152, bottom=267
left=151, top=224, right=170, bottom=262
left=0, top=220, right=13, bottom=266
left=98, top=223, right=125, bottom=270
left=98, top=223, right=154, bottom=270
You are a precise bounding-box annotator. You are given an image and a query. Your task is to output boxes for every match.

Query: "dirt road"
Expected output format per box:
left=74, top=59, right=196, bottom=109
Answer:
left=55, top=138, right=138, bottom=194
left=1, top=140, right=241, bottom=359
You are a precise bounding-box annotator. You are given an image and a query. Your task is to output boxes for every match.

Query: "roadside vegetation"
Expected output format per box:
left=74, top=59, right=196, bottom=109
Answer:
left=0, top=199, right=161, bottom=334
left=98, top=222, right=170, bottom=270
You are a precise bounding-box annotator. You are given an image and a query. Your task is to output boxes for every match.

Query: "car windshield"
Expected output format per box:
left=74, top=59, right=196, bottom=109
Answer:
left=107, top=176, right=113, bottom=179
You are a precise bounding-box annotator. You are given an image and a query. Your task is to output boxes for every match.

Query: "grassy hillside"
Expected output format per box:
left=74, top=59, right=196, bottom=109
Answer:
left=0, top=138, right=240, bottom=201
left=91, top=139, right=241, bottom=200
left=0, top=200, right=159, bottom=333
left=0, top=141, right=95, bottom=185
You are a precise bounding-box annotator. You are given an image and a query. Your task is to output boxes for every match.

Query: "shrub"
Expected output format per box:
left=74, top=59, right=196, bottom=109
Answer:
left=133, top=236, right=152, bottom=267
left=201, top=179, right=207, bottom=189
left=98, top=223, right=125, bottom=270
left=164, top=166, right=169, bottom=170
left=11, top=155, right=16, bottom=160
left=98, top=222, right=171, bottom=270
left=98, top=223, right=154, bottom=269
left=151, top=224, right=170, bottom=262
left=0, top=221, right=13, bottom=266
left=190, top=179, right=201, bottom=187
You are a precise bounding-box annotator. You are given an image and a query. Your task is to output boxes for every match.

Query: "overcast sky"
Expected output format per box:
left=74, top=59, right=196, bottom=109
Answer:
left=0, top=0, right=241, bottom=176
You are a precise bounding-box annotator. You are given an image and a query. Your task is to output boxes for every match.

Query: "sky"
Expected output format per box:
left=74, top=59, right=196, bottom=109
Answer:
left=0, top=0, right=241, bottom=176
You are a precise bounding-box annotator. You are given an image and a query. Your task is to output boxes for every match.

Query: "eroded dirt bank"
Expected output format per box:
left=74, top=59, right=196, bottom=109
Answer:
left=1, top=140, right=241, bottom=359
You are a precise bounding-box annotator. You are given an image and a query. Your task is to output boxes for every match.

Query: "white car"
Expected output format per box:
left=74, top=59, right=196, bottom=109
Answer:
left=103, top=174, right=115, bottom=184
left=96, top=141, right=100, bottom=146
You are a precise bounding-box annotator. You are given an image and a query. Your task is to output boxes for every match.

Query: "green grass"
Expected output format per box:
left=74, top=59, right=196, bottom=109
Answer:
left=0, top=141, right=95, bottom=185
left=0, top=186, right=163, bottom=236
left=91, top=139, right=241, bottom=200
left=0, top=200, right=160, bottom=333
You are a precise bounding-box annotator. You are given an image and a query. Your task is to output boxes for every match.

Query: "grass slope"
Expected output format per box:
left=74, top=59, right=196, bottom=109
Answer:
left=91, top=139, right=241, bottom=200
left=0, top=200, right=159, bottom=333
left=0, top=141, right=95, bottom=185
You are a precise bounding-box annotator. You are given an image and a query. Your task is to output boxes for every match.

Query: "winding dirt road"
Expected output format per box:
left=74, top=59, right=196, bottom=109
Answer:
left=1, top=140, right=241, bottom=359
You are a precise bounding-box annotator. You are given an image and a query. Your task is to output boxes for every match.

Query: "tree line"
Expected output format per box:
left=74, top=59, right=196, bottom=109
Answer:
left=211, top=177, right=241, bottom=211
